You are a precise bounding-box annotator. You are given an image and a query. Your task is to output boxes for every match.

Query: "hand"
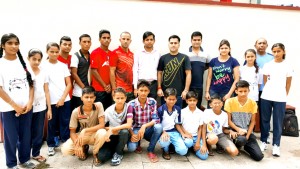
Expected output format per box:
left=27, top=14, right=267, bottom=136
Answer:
left=12, top=103, right=25, bottom=116
left=23, top=101, right=33, bottom=114
left=160, top=132, right=170, bottom=142
left=77, top=129, right=86, bottom=146
left=229, top=130, right=238, bottom=139
left=205, top=92, right=210, bottom=101
left=237, top=128, right=247, bottom=136
left=130, top=134, right=140, bottom=142
left=182, top=133, right=192, bottom=139
left=157, top=89, right=164, bottom=97
left=104, top=85, right=111, bottom=93
left=181, top=90, right=188, bottom=100
left=222, top=93, right=231, bottom=101
left=200, top=144, right=208, bottom=154
left=137, top=126, right=146, bottom=140
left=47, top=109, right=52, bottom=120
left=194, top=142, right=200, bottom=151
left=105, top=128, right=112, bottom=142
left=246, top=134, right=250, bottom=140
left=134, top=89, right=138, bottom=97
left=74, top=145, right=84, bottom=158
left=56, top=98, right=64, bottom=107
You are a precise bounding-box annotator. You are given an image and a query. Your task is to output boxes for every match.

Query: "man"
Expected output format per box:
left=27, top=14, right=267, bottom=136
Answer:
left=133, top=31, right=160, bottom=99
left=90, top=30, right=113, bottom=110
left=157, top=35, right=192, bottom=108
left=186, top=31, right=210, bottom=109
left=110, top=31, right=134, bottom=102
left=70, top=34, right=92, bottom=111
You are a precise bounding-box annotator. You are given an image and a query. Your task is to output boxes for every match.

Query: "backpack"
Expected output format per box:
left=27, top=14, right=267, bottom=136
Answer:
left=282, top=109, right=299, bottom=137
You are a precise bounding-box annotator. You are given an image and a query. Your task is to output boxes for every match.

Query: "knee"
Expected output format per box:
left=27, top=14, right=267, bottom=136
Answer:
left=154, top=124, right=163, bottom=133
left=127, top=142, right=138, bottom=152
left=176, top=146, right=188, bottom=156
left=252, top=152, right=264, bottom=161
left=195, top=150, right=208, bottom=160
left=159, top=140, right=170, bottom=148
left=235, top=136, right=247, bottom=147
left=184, top=138, right=194, bottom=148
left=96, top=129, right=106, bottom=137
left=226, top=146, right=239, bottom=157
left=207, top=133, right=218, bottom=145
left=119, top=129, right=129, bottom=136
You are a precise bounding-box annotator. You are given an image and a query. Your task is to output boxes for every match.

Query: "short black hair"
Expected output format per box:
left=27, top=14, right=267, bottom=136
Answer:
left=209, top=95, right=222, bottom=104
left=60, top=36, right=72, bottom=45
left=79, top=34, right=91, bottom=42
left=99, top=29, right=110, bottom=38
left=137, top=79, right=150, bottom=89
left=164, top=88, right=177, bottom=98
left=113, top=87, right=127, bottom=96
left=186, top=91, right=198, bottom=100
left=191, top=31, right=202, bottom=40
left=168, top=35, right=180, bottom=42
left=235, top=80, right=250, bottom=89
left=143, top=31, right=155, bottom=41
left=82, top=86, right=95, bottom=96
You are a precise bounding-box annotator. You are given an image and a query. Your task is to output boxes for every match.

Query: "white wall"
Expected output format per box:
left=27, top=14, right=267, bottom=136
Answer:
left=1, top=0, right=299, bottom=112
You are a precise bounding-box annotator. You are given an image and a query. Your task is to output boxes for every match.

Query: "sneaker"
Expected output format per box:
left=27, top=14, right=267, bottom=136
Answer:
left=54, top=136, right=60, bottom=147
left=20, top=161, right=36, bottom=169
left=111, top=152, right=123, bottom=166
left=260, top=141, right=268, bottom=152
left=267, top=135, right=271, bottom=144
left=7, top=166, right=19, bottom=169
left=48, top=147, right=55, bottom=156
left=272, top=145, right=280, bottom=157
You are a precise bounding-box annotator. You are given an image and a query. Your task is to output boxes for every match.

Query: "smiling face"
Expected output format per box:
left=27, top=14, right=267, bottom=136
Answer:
left=219, top=44, right=230, bottom=57
left=60, top=40, right=72, bottom=53
left=191, top=36, right=202, bottom=49
left=1, top=37, right=19, bottom=56
left=245, top=51, right=256, bottom=66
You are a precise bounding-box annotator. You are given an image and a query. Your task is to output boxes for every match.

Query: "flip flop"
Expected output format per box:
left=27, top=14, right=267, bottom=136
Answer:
left=134, top=146, right=143, bottom=154
left=32, top=155, right=47, bottom=163
left=147, top=152, right=159, bottom=163
left=93, top=154, right=103, bottom=167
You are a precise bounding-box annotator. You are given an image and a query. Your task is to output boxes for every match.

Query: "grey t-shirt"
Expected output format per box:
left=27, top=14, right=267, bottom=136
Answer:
left=104, top=103, right=128, bottom=127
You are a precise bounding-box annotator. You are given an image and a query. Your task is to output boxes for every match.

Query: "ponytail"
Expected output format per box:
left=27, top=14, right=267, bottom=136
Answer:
left=17, top=50, right=33, bottom=87
left=254, top=60, right=259, bottom=74
left=0, top=47, right=3, bottom=58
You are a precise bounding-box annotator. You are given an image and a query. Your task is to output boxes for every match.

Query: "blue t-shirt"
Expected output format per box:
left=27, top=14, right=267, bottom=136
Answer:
left=209, top=57, right=240, bottom=93
left=256, top=53, right=273, bottom=91
left=157, top=104, right=181, bottom=132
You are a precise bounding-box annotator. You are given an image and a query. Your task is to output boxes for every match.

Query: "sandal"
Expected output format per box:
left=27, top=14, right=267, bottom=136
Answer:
left=134, top=146, right=143, bottom=154
left=162, top=150, right=171, bottom=160
left=32, top=155, right=47, bottom=163
left=147, top=152, right=159, bottom=163
left=216, top=145, right=225, bottom=154
left=78, top=145, right=89, bottom=161
left=93, top=154, right=102, bottom=167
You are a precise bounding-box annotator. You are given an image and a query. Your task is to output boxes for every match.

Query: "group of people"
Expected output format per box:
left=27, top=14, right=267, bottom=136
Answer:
left=0, top=30, right=293, bottom=169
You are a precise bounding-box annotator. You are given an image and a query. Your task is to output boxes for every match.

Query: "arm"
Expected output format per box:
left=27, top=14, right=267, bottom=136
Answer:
left=110, top=67, right=117, bottom=94
left=227, top=112, right=246, bottom=136
left=286, top=77, right=292, bottom=95
left=205, top=67, right=212, bottom=101
left=175, top=124, right=188, bottom=138
left=91, top=68, right=111, bottom=93
left=24, top=86, right=34, bottom=114
left=110, top=118, right=133, bottom=132
left=246, top=114, right=256, bottom=140
left=181, top=70, right=191, bottom=100
left=157, top=70, right=164, bottom=97
left=71, top=67, right=85, bottom=89
left=0, top=86, right=24, bottom=114
left=263, top=75, right=268, bottom=86
left=44, top=83, right=52, bottom=120
left=224, top=66, right=240, bottom=101
left=57, top=76, right=72, bottom=107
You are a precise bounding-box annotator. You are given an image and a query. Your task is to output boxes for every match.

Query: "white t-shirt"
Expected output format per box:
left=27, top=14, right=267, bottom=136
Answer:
left=0, top=58, right=32, bottom=112
left=203, top=109, right=228, bottom=135
left=42, top=61, right=70, bottom=104
left=33, top=70, right=48, bottom=112
left=261, top=60, right=293, bottom=102
left=181, top=107, right=204, bottom=136
left=105, top=103, right=128, bottom=127
left=240, top=65, right=263, bottom=101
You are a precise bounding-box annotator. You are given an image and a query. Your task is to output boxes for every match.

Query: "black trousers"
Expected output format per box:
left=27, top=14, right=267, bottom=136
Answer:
left=234, top=134, right=264, bottom=161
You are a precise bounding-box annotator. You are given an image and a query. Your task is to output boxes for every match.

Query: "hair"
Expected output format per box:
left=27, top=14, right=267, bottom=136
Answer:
left=255, top=38, right=268, bottom=45
left=0, top=33, right=33, bottom=87
left=46, top=42, right=60, bottom=51
left=143, top=31, right=155, bottom=41
left=209, top=95, right=222, bottom=104
left=191, top=31, right=202, bottom=40
left=120, top=31, right=131, bottom=38
left=79, top=34, right=91, bottom=42
left=244, top=49, right=259, bottom=73
left=137, top=79, right=150, bottom=89
left=219, top=39, right=231, bottom=56
left=113, top=87, right=127, bottom=96
left=59, top=36, right=72, bottom=45
left=28, top=48, right=43, bottom=59
left=271, top=43, right=286, bottom=59
left=164, top=88, right=177, bottom=98
left=99, top=29, right=110, bottom=38
left=235, top=80, right=250, bottom=89
left=168, top=35, right=180, bottom=42
left=80, top=86, right=96, bottom=115
left=186, top=91, right=198, bottom=100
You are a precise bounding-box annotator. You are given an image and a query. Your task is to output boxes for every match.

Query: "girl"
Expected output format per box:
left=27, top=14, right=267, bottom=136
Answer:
left=205, top=39, right=240, bottom=104
left=28, top=49, right=52, bottom=162
left=98, top=87, right=132, bottom=166
left=43, top=42, right=72, bottom=156
left=240, top=49, right=263, bottom=102
left=260, top=43, right=293, bottom=157
left=0, top=33, right=35, bottom=169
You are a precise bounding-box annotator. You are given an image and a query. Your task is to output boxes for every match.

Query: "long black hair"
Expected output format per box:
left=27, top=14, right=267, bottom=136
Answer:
left=0, top=33, right=33, bottom=87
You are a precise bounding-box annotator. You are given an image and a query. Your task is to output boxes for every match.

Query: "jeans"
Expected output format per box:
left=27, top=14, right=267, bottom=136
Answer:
left=31, top=110, right=46, bottom=157
left=127, top=124, right=162, bottom=152
left=234, top=134, right=264, bottom=161
left=260, top=99, right=286, bottom=146
left=97, top=129, right=130, bottom=163
left=159, top=131, right=188, bottom=156
left=161, top=96, right=183, bottom=108
left=70, top=96, right=82, bottom=112
left=184, top=136, right=208, bottom=160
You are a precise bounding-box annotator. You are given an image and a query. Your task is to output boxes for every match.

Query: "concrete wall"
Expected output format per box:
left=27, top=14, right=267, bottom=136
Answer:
left=1, top=0, right=299, bottom=113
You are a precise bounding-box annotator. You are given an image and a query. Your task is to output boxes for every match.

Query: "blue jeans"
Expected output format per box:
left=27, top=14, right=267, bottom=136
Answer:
left=161, top=96, right=183, bottom=108
left=31, top=110, right=46, bottom=157
left=159, top=131, right=188, bottom=156
left=208, top=89, right=231, bottom=109
left=127, top=124, right=162, bottom=152
left=260, top=99, right=286, bottom=146
left=184, top=136, right=208, bottom=160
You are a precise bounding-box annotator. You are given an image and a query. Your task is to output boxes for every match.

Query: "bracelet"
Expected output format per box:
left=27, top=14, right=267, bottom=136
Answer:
left=157, top=87, right=162, bottom=90
left=184, top=90, right=188, bottom=93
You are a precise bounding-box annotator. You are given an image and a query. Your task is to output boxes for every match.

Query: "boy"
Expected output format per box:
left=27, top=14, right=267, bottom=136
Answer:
left=203, top=95, right=238, bottom=157
left=181, top=91, right=208, bottom=160
left=61, top=86, right=106, bottom=166
left=225, top=80, right=264, bottom=161
left=127, top=80, right=162, bottom=163
left=158, top=88, right=189, bottom=160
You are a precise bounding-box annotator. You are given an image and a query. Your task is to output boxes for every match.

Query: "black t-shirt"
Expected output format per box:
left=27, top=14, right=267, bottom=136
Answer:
left=157, top=53, right=191, bottom=95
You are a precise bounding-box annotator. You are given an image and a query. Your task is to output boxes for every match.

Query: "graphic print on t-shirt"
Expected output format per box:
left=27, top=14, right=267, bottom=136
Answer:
left=163, top=57, right=184, bottom=87
left=212, top=64, right=231, bottom=85
left=9, top=77, right=27, bottom=92
left=207, top=120, right=221, bottom=134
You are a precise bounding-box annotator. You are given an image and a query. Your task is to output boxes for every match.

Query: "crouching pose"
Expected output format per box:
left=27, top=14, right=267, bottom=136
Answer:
left=61, top=86, right=106, bottom=167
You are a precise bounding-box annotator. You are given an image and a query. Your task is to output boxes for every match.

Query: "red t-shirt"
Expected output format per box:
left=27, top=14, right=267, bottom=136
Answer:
left=58, top=55, right=73, bottom=98
left=110, top=46, right=134, bottom=92
left=90, top=47, right=112, bottom=92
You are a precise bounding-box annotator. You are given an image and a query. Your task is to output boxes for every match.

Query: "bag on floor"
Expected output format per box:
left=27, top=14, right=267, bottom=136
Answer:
left=282, top=109, right=299, bottom=137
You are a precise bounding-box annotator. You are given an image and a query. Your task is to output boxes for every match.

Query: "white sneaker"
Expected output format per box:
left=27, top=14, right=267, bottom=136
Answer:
left=267, top=135, right=271, bottom=144
left=260, top=141, right=268, bottom=151
left=48, top=147, right=55, bottom=156
left=272, top=145, right=280, bottom=157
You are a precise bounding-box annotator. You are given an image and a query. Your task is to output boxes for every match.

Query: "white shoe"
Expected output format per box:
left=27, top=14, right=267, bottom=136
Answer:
left=260, top=141, right=268, bottom=151
left=48, top=147, right=55, bottom=156
left=267, top=135, right=271, bottom=144
left=272, top=145, right=280, bottom=157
